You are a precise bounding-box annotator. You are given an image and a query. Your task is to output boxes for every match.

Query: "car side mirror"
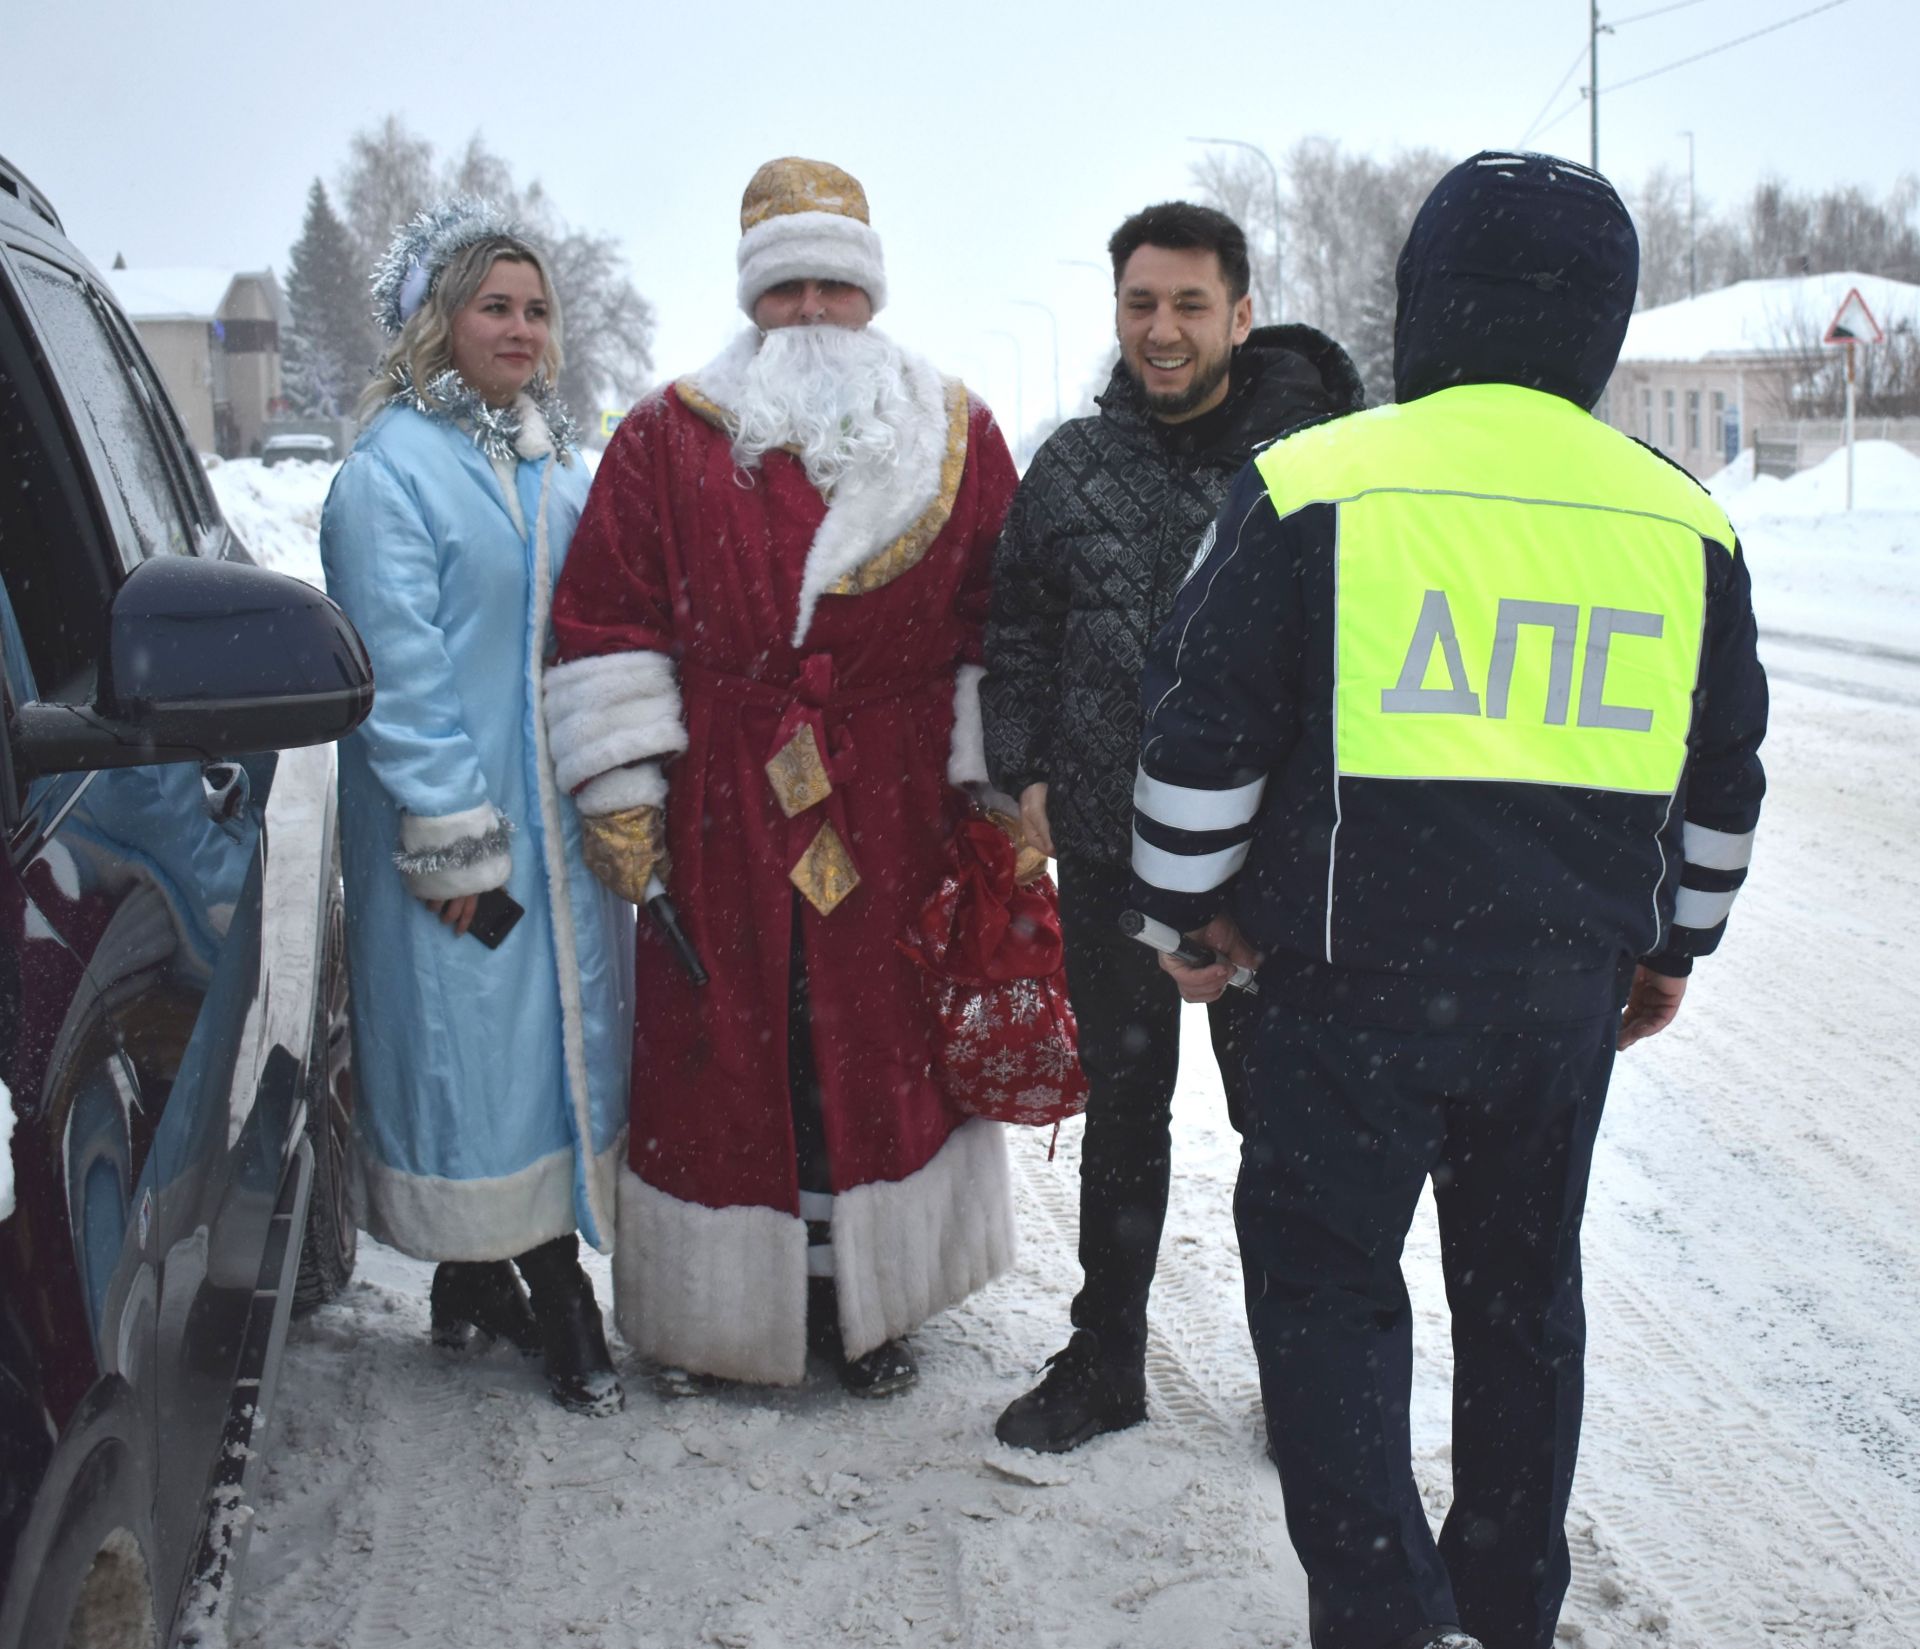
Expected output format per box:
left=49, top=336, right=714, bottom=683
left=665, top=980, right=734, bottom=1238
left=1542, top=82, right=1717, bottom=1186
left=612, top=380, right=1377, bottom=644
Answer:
left=10, top=557, right=374, bottom=776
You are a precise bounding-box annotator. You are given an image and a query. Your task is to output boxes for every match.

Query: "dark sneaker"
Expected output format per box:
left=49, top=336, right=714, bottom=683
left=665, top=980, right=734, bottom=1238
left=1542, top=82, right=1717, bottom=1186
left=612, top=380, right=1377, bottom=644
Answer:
left=838, top=1336, right=918, bottom=1399
left=994, top=1331, right=1146, bottom=1453
left=1401, top=1632, right=1485, bottom=1649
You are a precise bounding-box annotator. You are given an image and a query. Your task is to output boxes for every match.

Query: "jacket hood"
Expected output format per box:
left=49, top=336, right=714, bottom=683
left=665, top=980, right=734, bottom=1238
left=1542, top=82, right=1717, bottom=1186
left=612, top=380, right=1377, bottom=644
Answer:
left=1098, top=322, right=1366, bottom=461
left=1393, top=150, right=1638, bottom=410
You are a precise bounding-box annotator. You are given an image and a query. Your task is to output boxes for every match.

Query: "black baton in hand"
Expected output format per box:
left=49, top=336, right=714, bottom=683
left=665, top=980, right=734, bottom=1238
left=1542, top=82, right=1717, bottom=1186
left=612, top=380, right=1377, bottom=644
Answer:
left=645, top=874, right=708, bottom=986
left=1118, top=909, right=1259, bottom=995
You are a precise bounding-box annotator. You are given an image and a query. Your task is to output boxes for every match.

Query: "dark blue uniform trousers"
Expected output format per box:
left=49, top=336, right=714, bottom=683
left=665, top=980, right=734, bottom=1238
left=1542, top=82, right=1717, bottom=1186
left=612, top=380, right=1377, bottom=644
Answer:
left=1237, top=998, right=1617, bottom=1649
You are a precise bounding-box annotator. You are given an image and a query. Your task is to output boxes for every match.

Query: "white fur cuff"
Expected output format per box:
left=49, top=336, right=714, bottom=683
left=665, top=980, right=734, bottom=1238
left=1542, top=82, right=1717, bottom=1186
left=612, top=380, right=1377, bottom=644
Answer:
left=394, top=803, right=513, bottom=899
left=736, top=210, right=888, bottom=316
left=948, top=662, right=990, bottom=787
left=544, top=651, right=688, bottom=797
left=574, top=760, right=668, bottom=818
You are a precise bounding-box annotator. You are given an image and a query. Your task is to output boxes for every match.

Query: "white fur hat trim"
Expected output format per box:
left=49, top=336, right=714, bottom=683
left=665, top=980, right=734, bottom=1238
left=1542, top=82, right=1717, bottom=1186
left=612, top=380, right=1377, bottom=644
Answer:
left=736, top=211, right=887, bottom=317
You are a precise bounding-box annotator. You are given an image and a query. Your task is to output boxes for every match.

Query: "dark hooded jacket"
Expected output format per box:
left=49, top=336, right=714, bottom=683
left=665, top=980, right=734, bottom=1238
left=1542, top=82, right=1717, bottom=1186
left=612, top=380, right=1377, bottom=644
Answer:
left=981, top=324, right=1365, bottom=866
left=1128, top=153, right=1769, bottom=1019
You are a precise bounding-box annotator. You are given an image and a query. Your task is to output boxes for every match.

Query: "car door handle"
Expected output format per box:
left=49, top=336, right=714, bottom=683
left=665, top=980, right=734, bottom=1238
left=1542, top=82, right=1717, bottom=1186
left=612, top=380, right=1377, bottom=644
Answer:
left=201, top=761, right=250, bottom=827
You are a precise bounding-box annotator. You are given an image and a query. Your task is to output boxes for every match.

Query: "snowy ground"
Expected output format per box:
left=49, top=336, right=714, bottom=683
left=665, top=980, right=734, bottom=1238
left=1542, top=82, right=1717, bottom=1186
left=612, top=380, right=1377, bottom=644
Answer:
left=210, top=449, right=1920, bottom=1649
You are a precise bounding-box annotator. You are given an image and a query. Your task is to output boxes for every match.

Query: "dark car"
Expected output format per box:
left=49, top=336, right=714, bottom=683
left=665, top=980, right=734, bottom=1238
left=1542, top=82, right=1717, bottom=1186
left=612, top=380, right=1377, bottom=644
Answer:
left=0, top=157, right=373, bottom=1648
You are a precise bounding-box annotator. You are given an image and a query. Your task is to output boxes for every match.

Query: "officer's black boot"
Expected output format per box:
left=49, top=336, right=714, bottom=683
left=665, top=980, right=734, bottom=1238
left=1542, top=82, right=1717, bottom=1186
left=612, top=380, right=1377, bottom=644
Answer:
left=514, top=1235, right=624, bottom=1416
left=429, top=1260, right=542, bottom=1354
left=994, top=1329, right=1147, bottom=1453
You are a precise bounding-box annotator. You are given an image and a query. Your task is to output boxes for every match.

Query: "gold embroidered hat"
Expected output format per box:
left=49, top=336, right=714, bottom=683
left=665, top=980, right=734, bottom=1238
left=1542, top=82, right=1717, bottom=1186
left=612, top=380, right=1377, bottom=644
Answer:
left=736, top=157, right=888, bottom=318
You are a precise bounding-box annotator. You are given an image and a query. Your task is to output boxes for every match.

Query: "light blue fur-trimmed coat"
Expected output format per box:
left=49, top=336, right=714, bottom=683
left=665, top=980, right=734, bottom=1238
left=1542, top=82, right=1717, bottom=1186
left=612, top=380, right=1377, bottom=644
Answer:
left=319, top=400, right=631, bottom=1260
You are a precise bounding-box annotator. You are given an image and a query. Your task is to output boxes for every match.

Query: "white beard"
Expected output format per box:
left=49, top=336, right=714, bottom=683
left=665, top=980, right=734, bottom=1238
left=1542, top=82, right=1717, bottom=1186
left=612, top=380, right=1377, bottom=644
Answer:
left=730, top=325, right=913, bottom=491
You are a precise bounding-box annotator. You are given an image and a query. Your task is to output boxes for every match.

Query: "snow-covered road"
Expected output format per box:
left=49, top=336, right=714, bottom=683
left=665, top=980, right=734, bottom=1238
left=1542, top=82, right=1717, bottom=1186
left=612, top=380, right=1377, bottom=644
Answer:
left=217, top=452, right=1920, bottom=1649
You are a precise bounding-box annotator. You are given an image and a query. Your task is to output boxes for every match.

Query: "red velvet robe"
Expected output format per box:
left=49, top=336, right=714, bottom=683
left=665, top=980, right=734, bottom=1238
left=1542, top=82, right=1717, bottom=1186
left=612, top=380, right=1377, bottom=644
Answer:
left=549, top=351, right=1019, bottom=1383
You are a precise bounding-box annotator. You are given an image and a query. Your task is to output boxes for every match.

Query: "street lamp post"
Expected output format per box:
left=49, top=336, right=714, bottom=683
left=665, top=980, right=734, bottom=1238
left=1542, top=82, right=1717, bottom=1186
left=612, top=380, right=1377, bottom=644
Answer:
left=1188, top=135, right=1282, bottom=321
left=982, top=327, right=1026, bottom=458
left=1010, top=298, right=1062, bottom=428
left=1682, top=129, right=1697, bottom=299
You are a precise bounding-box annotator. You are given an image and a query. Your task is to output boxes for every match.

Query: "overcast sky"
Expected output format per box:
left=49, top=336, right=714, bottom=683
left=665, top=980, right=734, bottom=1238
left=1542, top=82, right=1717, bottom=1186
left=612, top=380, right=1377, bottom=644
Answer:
left=6, top=0, right=1913, bottom=435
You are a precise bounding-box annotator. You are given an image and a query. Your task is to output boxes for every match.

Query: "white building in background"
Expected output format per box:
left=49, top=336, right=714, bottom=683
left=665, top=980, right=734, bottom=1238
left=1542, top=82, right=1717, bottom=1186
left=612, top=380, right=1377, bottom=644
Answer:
left=102, top=266, right=287, bottom=457
left=1599, top=270, right=1920, bottom=477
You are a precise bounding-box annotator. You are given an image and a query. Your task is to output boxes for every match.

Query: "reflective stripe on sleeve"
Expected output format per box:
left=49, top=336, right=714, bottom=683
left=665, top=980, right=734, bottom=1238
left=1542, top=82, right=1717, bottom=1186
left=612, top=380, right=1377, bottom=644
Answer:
left=1133, top=769, right=1267, bottom=833
left=1131, top=830, right=1250, bottom=894
left=1674, top=884, right=1740, bottom=929
left=1682, top=820, right=1756, bottom=871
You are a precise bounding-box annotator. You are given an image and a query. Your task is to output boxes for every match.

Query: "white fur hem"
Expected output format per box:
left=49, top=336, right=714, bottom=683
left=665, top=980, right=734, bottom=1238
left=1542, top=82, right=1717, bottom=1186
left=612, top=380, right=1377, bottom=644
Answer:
left=574, top=760, right=668, bottom=816
left=544, top=651, right=687, bottom=799
left=395, top=803, right=512, bottom=899
left=610, top=1118, right=1015, bottom=1381
left=513, top=394, right=554, bottom=460
left=353, top=1132, right=626, bottom=1262
left=832, top=1118, right=1015, bottom=1359
left=948, top=663, right=989, bottom=787
left=613, top=1170, right=810, bottom=1385
left=736, top=210, right=888, bottom=316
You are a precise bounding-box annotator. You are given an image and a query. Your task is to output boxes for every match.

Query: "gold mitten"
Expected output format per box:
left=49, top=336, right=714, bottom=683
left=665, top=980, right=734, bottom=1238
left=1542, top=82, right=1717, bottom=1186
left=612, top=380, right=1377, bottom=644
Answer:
left=580, top=805, right=669, bottom=904
left=986, top=808, right=1050, bottom=886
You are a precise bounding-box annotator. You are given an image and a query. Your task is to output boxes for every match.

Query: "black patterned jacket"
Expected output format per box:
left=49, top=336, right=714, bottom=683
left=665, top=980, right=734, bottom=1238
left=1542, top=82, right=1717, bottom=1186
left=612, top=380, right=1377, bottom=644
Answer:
left=981, top=325, right=1365, bottom=866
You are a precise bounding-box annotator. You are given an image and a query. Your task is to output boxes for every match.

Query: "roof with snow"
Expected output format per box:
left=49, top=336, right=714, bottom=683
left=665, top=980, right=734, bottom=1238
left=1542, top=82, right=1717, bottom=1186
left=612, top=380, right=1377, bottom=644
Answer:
left=1619, top=271, right=1920, bottom=365
left=103, top=266, right=276, bottom=322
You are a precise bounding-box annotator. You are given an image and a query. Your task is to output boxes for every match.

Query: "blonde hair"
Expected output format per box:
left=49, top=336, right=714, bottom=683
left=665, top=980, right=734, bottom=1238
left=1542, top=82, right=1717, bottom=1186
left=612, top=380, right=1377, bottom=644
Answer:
left=359, top=234, right=565, bottom=421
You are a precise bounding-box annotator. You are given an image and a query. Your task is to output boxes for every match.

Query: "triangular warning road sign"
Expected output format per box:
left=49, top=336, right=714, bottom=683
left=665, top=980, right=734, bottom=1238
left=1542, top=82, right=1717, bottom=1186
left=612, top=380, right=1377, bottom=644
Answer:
left=1825, top=287, right=1884, bottom=346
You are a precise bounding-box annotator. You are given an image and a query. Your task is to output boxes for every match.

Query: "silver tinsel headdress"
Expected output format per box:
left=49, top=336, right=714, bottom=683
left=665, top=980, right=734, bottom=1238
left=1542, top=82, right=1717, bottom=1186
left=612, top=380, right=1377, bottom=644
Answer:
left=370, top=195, right=523, bottom=337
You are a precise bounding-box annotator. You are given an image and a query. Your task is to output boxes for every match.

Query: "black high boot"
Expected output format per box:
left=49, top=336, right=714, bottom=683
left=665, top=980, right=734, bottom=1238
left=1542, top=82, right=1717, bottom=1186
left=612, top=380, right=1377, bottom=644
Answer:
left=430, top=1261, right=542, bottom=1354
left=514, top=1235, right=624, bottom=1416
left=809, top=1276, right=917, bottom=1399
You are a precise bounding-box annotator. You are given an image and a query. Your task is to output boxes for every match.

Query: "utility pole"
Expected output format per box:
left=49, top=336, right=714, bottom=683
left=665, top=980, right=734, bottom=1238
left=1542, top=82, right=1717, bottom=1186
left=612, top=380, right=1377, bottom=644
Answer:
left=983, top=328, right=1026, bottom=460
left=1683, top=130, right=1697, bottom=298
left=1590, top=1, right=1602, bottom=170
left=1188, top=136, right=1283, bottom=321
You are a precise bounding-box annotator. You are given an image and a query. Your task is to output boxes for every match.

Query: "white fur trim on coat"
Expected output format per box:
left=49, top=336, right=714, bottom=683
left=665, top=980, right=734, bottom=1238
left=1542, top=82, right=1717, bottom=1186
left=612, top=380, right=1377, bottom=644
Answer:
left=353, top=1131, right=627, bottom=1263
left=831, top=1117, right=1015, bottom=1359
left=395, top=803, right=513, bottom=899
left=573, top=759, right=668, bottom=817
left=543, top=650, right=687, bottom=806
left=948, top=663, right=989, bottom=787
left=736, top=209, right=887, bottom=316
left=514, top=395, right=555, bottom=460
left=611, top=1117, right=1014, bottom=1383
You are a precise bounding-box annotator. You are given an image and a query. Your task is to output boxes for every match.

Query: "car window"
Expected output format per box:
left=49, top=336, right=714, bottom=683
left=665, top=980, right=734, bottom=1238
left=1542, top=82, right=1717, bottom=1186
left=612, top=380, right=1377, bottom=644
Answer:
left=12, top=254, right=196, bottom=567
left=0, top=265, right=116, bottom=703
left=100, top=299, right=219, bottom=532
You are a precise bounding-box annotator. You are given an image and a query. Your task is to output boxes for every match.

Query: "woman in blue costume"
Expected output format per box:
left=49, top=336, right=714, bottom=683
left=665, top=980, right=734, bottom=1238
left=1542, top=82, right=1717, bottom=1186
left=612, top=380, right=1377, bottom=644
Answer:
left=320, top=200, right=631, bottom=1414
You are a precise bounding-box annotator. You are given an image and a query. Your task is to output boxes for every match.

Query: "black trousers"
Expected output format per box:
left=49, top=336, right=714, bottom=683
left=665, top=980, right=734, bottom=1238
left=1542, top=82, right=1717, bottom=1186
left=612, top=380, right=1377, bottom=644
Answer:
left=1236, top=998, right=1617, bottom=1649
left=1057, top=859, right=1254, bottom=1371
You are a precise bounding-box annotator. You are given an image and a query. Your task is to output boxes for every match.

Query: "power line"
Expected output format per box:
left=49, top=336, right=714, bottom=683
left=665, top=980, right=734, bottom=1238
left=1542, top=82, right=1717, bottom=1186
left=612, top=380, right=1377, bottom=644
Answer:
left=1605, top=0, right=1853, bottom=93
left=1609, top=0, right=1719, bottom=27
left=1531, top=96, right=1588, bottom=146
left=1518, top=42, right=1591, bottom=147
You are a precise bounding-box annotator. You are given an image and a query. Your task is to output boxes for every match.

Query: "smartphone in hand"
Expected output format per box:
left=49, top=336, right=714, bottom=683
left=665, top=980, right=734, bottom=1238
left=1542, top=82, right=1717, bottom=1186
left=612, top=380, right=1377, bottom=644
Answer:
left=466, top=887, right=525, bottom=948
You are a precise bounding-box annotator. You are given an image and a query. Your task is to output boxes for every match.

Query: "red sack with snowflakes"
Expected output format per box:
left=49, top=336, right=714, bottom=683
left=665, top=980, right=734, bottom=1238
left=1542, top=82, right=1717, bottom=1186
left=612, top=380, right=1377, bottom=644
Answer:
left=897, top=814, right=1089, bottom=1128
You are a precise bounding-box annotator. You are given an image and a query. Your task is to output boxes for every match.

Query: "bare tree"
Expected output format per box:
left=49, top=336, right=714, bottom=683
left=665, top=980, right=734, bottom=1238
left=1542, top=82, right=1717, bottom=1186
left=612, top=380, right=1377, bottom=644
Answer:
left=332, top=118, right=656, bottom=427
left=1186, top=147, right=1282, bottom=326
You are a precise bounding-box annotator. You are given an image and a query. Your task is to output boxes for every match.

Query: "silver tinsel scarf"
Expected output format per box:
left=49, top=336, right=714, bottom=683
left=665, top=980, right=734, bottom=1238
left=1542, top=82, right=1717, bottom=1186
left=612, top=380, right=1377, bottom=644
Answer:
left=380, top=363, right=581, bottom=467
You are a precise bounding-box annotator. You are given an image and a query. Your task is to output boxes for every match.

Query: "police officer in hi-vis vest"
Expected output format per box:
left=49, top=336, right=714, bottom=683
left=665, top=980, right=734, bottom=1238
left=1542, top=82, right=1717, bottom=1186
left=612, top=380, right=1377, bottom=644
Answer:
left=1129, top=152, right=1768, bottom=1649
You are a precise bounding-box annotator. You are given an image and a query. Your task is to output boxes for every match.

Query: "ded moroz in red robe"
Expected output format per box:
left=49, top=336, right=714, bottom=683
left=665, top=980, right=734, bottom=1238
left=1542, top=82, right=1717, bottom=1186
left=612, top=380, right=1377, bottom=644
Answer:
left=545, top=331, right=1021, bottom=1384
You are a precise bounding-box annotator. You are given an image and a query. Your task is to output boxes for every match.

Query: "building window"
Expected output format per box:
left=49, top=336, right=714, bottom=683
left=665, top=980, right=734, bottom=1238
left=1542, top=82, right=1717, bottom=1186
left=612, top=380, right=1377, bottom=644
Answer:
left=1712, top=391, right=1727, bottom=460
left=216, top=318, right=278, bottom=354
left=1641, top=387, right=1654, bottom=443
left=1664, top=388, right=1677, bottom=449
left=1686, top=390, right=1701, bottom=451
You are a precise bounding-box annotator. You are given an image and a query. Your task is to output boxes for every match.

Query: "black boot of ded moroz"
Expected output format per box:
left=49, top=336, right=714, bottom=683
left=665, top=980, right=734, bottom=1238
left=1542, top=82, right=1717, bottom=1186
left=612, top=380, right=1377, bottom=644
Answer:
left=514, top=1235, right=624, bottom=1416
left=430, top=1260, right=542, bottom=1354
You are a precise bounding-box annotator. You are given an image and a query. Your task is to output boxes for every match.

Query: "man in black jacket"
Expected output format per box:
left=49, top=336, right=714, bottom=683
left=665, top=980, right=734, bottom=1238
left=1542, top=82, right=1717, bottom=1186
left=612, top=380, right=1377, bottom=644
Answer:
left=1133, top=153, right=1768, bottom=1649
left=982, top=202, right=1364, bottom=1453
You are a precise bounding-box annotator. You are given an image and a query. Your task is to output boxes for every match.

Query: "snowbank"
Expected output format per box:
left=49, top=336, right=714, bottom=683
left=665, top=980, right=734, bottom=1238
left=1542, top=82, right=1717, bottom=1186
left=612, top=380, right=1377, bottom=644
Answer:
left=1710, top=438, right=1920, bottom=518
left=1708, top=442, right=1920, bottom=656
left=206, top=455, right=335, bottom=587
left=1, top=1076, right=14, bottom=1222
